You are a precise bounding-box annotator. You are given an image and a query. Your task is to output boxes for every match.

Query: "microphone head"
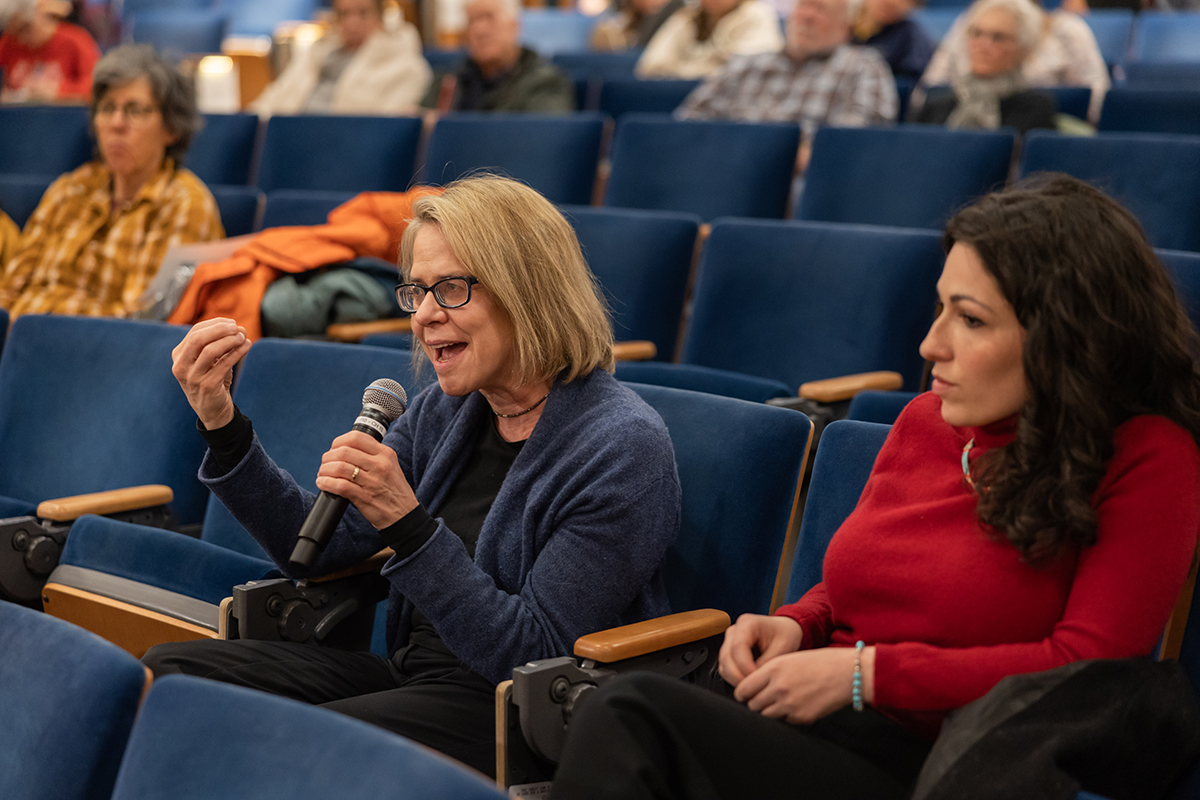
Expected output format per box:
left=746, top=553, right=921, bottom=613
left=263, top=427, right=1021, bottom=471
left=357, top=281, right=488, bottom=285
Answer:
left=362, top=379, right=408, bottom=422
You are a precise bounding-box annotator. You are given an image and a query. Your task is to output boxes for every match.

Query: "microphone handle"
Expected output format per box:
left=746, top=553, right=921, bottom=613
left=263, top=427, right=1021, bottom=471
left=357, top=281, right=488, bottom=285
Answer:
left=287, top=406, right=394, bottom=575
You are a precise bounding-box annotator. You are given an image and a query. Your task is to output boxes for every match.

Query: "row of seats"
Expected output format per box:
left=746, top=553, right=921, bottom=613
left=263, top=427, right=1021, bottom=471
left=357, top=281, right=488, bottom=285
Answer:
left=3, top=107, right=1199, bottom=248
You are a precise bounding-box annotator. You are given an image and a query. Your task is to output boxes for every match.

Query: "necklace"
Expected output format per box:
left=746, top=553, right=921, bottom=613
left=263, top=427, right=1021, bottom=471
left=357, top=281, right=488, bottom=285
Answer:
left=493, top=392, right=549, bottom=418
left=962, top=437, right=977, bottom=493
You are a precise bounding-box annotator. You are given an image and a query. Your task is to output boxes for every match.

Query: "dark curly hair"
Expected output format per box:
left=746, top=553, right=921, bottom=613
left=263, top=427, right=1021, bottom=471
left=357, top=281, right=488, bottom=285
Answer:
left=946, top=173, right=1200, bottom=563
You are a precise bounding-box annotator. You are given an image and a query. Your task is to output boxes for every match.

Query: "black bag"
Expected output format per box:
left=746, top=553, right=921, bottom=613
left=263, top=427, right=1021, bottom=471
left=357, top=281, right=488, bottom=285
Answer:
left=912, top=659, right=1200, bottom=800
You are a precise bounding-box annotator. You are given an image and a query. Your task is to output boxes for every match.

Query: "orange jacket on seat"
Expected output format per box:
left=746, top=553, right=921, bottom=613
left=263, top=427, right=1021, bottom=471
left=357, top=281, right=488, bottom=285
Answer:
left=168, top=188, right=442, bottom=340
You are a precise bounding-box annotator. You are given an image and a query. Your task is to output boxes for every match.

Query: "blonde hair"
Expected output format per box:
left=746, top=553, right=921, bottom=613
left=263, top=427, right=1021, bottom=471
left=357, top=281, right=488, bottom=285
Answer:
left=399, top=175, right=614, bottom=385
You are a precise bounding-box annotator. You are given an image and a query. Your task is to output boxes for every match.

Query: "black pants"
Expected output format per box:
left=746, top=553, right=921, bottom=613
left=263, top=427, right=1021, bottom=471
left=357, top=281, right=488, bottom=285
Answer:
left=548, top=672, right=933, bottom=800
left=142, top=639, right=497, bottom=777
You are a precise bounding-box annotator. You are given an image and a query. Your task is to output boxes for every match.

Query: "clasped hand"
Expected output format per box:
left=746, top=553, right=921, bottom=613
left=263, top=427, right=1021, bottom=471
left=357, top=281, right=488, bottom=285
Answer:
left=718, top=613, right=865, bottom=725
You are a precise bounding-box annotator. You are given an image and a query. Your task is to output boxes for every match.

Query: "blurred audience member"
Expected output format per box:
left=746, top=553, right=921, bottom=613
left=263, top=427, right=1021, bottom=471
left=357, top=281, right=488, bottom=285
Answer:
left=422, top=0, right=574, bottom=113
left=592, top=0, right=686, bottom=50
left=636, top=0, right=784, bottom=79
left=917, top=0, right=1107, bottom=122
left=0, top=45, right=222, bottom=318
left=852, top=0, right=934, bottom=80
left=678, top=0, right=896, bottom=147
left=0, top=0, right=99, bottom=103
left=911, top=0, right=1055, bottom=133
left=252, top=0, right=430, bottom=117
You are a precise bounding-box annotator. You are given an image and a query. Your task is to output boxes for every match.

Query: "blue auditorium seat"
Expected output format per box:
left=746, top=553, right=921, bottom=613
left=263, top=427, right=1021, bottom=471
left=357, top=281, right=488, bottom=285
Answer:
left=260, top=189, right=356, bottom=229
left=187, top=112, right=260, bottom=187
left=0, top=601, right=150, bottom=800
left=45, top=338, right=420, bottom=657
left=597, top=78, right=701, bottom=118
left=561, top=204, right=700, bottom=361
left=0, top=105, right=91, bottom=176
left=520, top=9, right=596, bottom=55
left=257, top=115, right=421, bottom=193
left=1049, top=86, right=1092, bottom=120
left=421, top=113, right=606, bottom=205
left=1084, top=9, right=1134, bottom=67
left=605, top=115, right=799, bottom=220
left=911, top=8, right=960, bottom=42
left=0, top=173, right=52, bottom=228
left=1019, top=131, right=1200, bottom=252
left=209, top=184, right=264, bottom=236
left=552, top=51, right=640, bottom=82
left=1129, top=12, right=1200, bottom=64
left=797, top=126, right=1014, bottom=231
left=1097, top=88, right=1200, bottom=136
left=109, top=676, right=506, bottom=800
left=617, top=219, right=943, bottom=399
left=1123, top=62, right=1200, bottom=88
left=127, top=9, right=228, bottom=56
left=223, top=0, right=321, bottom=37
left=846, top=390, right=920, bottom=425
left=423, top=48, right=466, bottom=74
left=1157, top=248, right=1200, bottom=332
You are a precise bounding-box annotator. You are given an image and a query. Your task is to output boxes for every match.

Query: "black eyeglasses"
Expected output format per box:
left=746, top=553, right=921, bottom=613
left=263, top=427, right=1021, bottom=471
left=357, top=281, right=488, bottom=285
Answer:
left=395, top=276, right=479, bottom=313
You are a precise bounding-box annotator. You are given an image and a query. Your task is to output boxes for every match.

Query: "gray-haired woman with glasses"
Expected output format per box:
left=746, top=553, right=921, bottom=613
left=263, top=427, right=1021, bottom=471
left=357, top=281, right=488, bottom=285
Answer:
left=0, top=44, right=222, bottom=318
left=154, top=175, right=681, bottom=778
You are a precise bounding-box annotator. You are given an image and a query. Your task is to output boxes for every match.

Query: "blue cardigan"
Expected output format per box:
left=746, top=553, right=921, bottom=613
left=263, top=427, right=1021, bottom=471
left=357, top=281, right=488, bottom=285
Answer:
left=199, top=368, right=680, bottom=684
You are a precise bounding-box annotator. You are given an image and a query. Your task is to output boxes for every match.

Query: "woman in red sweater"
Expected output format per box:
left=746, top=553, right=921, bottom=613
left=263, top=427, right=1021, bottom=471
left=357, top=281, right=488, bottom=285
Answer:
left=548, top=173, right=1200, bottom=799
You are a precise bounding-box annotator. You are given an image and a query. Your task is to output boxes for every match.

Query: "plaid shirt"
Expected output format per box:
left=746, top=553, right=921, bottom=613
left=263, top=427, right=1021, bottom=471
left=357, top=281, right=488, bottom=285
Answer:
left=677, top=45, right=899, bottom=141
left=0, top=160, right=222, bottom=318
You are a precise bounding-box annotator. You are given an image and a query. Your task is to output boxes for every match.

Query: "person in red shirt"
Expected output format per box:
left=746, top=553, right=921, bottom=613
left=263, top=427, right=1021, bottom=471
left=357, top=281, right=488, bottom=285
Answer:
left=547, top=173, right=1200, bottom=800
left=0, top=0, right=99, bottom=102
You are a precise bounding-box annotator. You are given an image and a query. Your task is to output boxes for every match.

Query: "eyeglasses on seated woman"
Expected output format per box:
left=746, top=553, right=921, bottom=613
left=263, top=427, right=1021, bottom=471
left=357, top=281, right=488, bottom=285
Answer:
left=547, top=172, right=1200, bottom=800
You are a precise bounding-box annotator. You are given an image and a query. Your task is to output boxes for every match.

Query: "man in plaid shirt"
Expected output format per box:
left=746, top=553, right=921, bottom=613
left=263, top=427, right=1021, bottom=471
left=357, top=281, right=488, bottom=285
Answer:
left=677, top=0, right=898, bottom=148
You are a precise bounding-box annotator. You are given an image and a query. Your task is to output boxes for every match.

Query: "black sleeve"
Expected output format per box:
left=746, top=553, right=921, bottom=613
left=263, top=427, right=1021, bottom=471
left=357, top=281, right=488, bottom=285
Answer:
left=379, top=504, right=440, bottom=561
left=198, top=405, right=254, bottom=475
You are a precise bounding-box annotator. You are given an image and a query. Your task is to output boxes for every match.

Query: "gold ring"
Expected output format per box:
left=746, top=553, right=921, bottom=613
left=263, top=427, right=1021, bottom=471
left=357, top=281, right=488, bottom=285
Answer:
left=351, top=466, right=360, bottom=483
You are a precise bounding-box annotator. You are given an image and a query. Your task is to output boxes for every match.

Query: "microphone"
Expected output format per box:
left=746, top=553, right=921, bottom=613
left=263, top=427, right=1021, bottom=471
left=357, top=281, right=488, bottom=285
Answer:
left=288, top=379, right=408, bottom=576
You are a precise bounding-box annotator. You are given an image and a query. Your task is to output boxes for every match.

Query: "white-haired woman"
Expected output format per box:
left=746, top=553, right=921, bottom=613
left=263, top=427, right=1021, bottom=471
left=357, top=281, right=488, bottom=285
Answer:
left=147, top=175, right=681, bottom=779
left=916, top=0, right=1107, bottom=123
left=911, top=0, right=1055, bottom=133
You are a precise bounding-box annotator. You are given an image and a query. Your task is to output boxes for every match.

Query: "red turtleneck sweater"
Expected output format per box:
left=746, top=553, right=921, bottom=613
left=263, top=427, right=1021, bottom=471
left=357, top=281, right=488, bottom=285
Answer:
left=776, top=392, right=1200, bottom=739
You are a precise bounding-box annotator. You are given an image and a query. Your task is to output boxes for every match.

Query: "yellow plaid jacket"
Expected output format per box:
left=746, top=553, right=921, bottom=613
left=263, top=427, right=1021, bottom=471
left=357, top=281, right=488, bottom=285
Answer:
left=0, top=159, right=224, bottom=317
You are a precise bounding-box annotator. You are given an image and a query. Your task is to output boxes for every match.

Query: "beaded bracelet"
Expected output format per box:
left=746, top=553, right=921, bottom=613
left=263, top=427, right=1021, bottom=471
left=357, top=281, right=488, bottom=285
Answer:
left=852, top=640, right=865, bottom=712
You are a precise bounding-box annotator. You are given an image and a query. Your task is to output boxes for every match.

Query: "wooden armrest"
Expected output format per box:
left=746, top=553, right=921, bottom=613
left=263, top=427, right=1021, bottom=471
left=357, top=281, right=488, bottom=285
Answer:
left=307, top=547, right=395, bottom=583
left=612, top=340, right=657, bottom=362
left=326, top=317, right=412, bottom=343
left=37, top=485, right=174, bottom=522
left=798, top=371, right=903, bottom=404
left=574, top=608, right=730, bottom=663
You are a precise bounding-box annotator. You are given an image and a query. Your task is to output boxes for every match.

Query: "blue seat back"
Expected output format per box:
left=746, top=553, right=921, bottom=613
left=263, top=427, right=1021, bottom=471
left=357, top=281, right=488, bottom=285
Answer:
left=0, top=173, right=52, bottom=228
left=1123, top=62, right=1200, bottom=88
left=1130, top=12, right=1200, bottom=64
left=424, top=48, right=466, bottom=74
left=1049, top=86, right=1092, bottom=120
left=187, top=113, right=260, bottom=186
left=209, top=185, right=263, bottom=236
left=629, top=383, right=811, bottom=618
left=257, top=116, right=421, bottom=193
left=1098, top=88, right=1200, bottom=136
left=121, top=0, right=212, bottom=14
left=201, top=339, right=419, bottom=556
left=617, top=362, right=791, bottom=402
left=261, top=189, right=356, bottom=229
left=223, top=0, right=321, bottom=37
left=606, top=115, right=799, bottom=220
left=1019, top=131, right=1200, bottom=252
left=846, top=390, right=919, bottom=425
left=911, top=8, right=960, bottom=42
left=560, top=204, right=699, bottom=359
left=552, top=51, right=640, bottom=81
left=797, top=126, right=1013, bottom=230
left=1157, top=248, right=1200, bottom=333
left=519, top=10, right=596, bottom=55
left=421, top=113, right=605, bottom=205
left=682, top=220, right=943, bottom=392
left=597, top=79, right=701, bottom=118
left=1084, top=9, right=1134, bottom=66
left=109, top=676, right=506, bottom=800
left=0, top=106, right=91, bottom=176
left=0, top=600, right=148, bottom=800
left=128, top=9, right=228, bottom=56
left=785, top=419, right=890, bottom=602
left=0, top=316, right=209, bottom=523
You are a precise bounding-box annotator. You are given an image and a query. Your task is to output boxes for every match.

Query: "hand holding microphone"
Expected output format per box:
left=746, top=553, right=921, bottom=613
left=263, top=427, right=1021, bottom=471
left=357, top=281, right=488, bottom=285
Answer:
left=288, top=379, right=409, bottom=575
